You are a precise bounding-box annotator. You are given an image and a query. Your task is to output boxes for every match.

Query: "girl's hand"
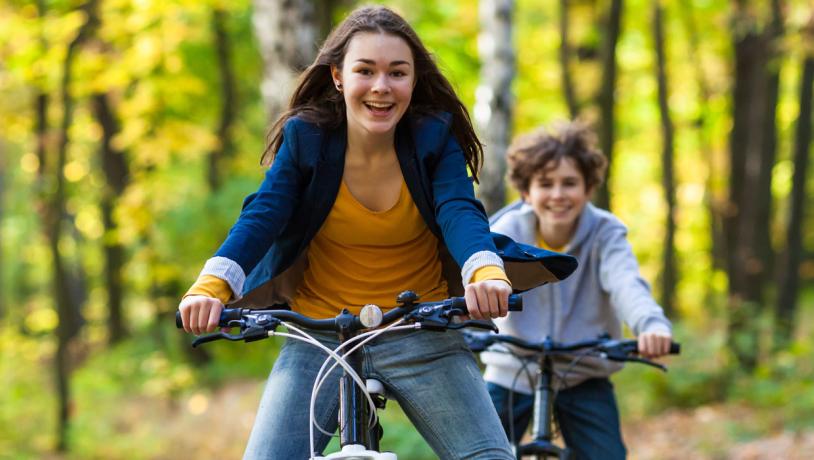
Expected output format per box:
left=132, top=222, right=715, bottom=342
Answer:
left=178, top=295, right=224, bottom=335
left=463, top=279, right=512, bottom=320
left=637, top=331, right=673, bottom=358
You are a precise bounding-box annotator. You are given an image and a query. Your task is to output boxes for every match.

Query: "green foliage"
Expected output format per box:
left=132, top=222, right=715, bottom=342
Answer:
left=2, top=0, right=814, bottom=456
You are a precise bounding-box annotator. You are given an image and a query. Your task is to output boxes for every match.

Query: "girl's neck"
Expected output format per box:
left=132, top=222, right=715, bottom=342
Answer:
left=537, top=219, right=578, bottom=250
left=346, top=126, right=396, bottom=160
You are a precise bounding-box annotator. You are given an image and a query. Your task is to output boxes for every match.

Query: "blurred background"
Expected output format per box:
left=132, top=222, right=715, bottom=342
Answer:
left=1, top=0, right=813, bottom=458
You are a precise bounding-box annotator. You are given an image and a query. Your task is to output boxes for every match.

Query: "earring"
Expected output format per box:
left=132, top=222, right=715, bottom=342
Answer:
left=335, top=82, right=343, bottom=92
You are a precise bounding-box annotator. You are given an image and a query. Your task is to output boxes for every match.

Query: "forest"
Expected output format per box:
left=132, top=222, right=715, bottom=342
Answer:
left=1, top=0, right=813, bottom=458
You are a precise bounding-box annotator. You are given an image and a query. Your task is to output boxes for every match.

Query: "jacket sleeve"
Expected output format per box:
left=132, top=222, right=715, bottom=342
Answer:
left=431, top=124, right=502, bottom=283
left=597, top=225, right=672, bottom=335
left=202, top=119, right=305, bottom=298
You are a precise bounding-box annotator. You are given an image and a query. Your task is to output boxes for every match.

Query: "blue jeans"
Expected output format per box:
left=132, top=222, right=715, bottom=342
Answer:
left=487, top=378, right=626, bottom=460
left=244, top=329, right=514, bottom=460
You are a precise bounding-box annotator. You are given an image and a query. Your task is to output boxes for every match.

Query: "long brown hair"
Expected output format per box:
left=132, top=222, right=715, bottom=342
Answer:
left=261, top=5, right=484, bottom=181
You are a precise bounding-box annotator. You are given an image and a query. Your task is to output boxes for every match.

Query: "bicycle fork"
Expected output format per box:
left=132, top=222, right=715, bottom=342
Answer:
left=516, top=355, right=572, bottom=460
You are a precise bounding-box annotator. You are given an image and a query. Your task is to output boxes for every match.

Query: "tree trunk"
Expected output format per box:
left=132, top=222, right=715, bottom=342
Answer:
left=775, top=19, right=814, bottom=346
left=92, top=93, right=130, bottom=344
left=678, top=0, right=726, bottom=272
left=44, top=0, right=97, bottom=450
left=559, top=0, right=579, bottom=120
left=652, top=0, right=676, bottom=318
left=0, top=140, right=5, bottom=319
left=755, top=0, right=783, bottom=282
left=593, top=0, right=623, bottom=211
left=725, top=1, right=783, bottom=371
left=207, top=7, right=237, bottom=191
left=252, top=0, right=320, bottom=122
left=475, top=0, right=515, bottom=215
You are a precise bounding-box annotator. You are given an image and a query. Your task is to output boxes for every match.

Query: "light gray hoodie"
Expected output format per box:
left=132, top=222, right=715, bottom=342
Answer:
left=481, top=202, right=672, bottom=393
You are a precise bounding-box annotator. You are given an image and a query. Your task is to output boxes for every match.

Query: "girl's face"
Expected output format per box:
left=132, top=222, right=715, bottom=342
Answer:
left=523, top=157, right=591, bottom=231
left=332, top=32, right=415, bottom=141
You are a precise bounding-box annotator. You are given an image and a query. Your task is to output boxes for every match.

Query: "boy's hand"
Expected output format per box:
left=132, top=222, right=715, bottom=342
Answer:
left=637, top=331, right=673, bottom=358
left=464, top=279, right=512, bottom=320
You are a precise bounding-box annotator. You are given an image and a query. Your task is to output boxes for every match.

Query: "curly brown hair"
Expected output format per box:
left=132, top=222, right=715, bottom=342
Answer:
left=507, top=120, right=607, bottom=193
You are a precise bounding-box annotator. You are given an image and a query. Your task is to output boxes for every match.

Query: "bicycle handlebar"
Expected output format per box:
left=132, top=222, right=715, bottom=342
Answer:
left=176, top=292, right=523, bottom=347
left=463, top=331, right=680, bottom=370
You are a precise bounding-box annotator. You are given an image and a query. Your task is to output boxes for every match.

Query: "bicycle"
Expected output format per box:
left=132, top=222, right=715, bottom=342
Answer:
left=176, top=290, right=523, bottom=460
left=463, top=331, right=680, bottom=460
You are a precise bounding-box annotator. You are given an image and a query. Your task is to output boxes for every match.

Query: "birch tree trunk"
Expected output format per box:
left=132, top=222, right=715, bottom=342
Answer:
left=475, top=0, right=515, bottom=215
left=252, top=0, right=320, bottom=122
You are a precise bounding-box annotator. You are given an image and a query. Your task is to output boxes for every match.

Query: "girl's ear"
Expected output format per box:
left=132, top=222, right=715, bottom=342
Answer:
left=330, top=65, right=342, bottom=86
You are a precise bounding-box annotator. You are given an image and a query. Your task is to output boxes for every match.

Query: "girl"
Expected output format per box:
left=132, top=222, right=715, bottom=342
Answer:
left=178, top=6, right=574, bottom=460
left=483, top=121, right=674, bottom=460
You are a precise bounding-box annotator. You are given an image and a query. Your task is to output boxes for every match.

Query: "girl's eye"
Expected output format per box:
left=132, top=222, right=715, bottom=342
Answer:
left=391, top=71, right=406, bottom=77
left=356, top=68, right=373, bottom=75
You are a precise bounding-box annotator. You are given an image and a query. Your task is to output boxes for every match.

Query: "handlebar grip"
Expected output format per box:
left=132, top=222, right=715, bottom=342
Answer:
left=670, top=342, right=681, bottom=354
left=175, top=308, right=244, bottom=329
left=448, top=294, right=523, bottom=312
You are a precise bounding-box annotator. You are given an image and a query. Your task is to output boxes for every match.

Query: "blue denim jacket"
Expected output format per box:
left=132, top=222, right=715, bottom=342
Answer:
left=200, top=112, right=577, bottom=306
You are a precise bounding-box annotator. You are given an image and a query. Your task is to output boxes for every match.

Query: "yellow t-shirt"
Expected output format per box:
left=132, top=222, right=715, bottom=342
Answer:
left=536, top=228, right=567, bottom=253
left=291, top=179, right=448, bottom=317
left=186, top=179, right=510, bottom=313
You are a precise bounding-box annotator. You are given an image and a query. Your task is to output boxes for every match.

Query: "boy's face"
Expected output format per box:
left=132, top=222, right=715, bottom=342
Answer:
left=522, top=157, right=591, bottom=229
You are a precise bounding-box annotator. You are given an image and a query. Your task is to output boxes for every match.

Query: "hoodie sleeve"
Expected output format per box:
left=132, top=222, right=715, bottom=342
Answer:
left=597, top=223, right=672, bottom=335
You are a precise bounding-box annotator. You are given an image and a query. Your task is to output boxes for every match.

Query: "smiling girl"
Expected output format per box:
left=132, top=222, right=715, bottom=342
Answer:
left=176, top=6, right=574, bottom=460
left=482, top=121, right=673, bottom=459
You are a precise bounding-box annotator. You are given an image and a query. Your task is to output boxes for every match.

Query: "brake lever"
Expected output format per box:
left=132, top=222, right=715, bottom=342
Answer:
left=627, top=356, right=668, bottom=372
left=449, top=320, right=498, bottom=332
left=192, top=331, right=246, bottom=348
left=599, top=351, right=668, bottom=372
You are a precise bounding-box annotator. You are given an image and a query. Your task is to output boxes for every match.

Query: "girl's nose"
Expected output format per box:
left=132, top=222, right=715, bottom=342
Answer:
left=371, top=74, right=391, bottom=94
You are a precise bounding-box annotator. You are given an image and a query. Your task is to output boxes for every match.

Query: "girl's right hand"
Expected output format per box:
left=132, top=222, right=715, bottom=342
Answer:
left=178, top=295, right=224, bottom=335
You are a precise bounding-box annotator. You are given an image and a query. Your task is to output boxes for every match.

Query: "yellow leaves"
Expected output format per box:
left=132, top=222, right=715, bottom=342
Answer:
left=64, top=160, right=89, bottom=182
left=76, top=207, right=104, bottom=240
left=20, top=153, right=40, bottom=174
left=25, top=307, right=58, bottom=334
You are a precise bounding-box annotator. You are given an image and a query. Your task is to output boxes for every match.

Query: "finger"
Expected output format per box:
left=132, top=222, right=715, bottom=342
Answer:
left=498, top=285, right=509, bottom=317
left=660, top=336, right=672, bottom=356
left=180, top=303, right=192, bottom=334
left=207, top=303, right=222, bottom=333
left=465, top=286, right=481, bottom=320
left=487, top=288, right=500, bottom=319
left=195, top=303, right=210, bottom=336
left=638, top=335, right=649, bottom=357
left=474, top=286, right=489, bottom=320
left=645, top=334, right=657, bottom=358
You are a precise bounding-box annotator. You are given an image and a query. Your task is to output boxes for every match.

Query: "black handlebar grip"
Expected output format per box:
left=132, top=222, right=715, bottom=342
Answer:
left=448, top=294, right=523, bottom=311
left=508, top=294, right=522, bottom=311
left=175, top=308, right=244, bottom=329
left=670, top=342, right=681, bottom=355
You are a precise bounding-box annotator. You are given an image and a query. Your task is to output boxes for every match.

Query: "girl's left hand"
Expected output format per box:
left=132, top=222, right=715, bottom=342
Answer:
left=463, top=279, right=512, bottom=320
left=637, top=331, right=673, bottom=358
